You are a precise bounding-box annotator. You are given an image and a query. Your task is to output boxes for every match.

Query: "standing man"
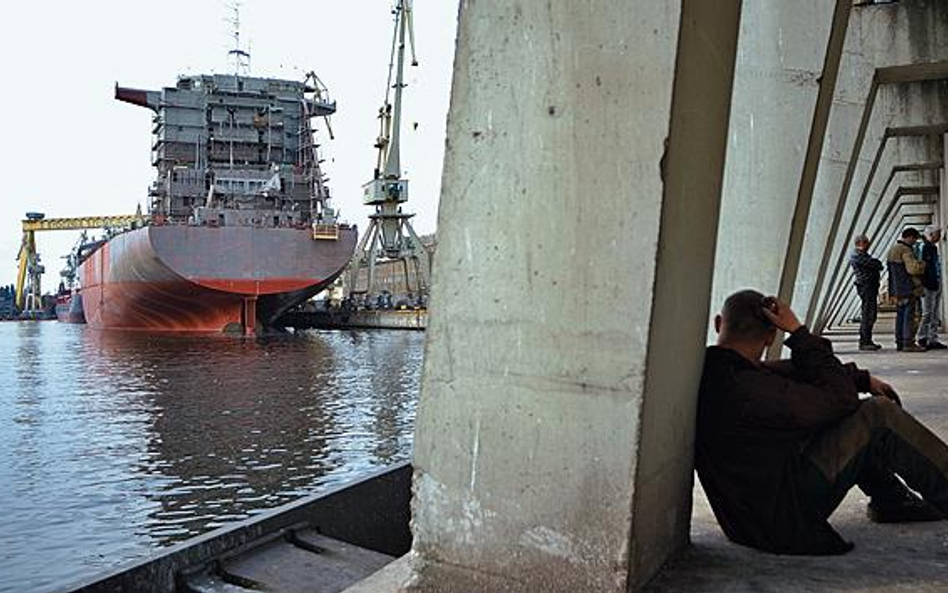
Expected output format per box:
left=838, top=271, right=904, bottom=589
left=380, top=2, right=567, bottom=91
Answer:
left=887, top=227, right=926, bottom=352
left=849, top=234, right=883, bottom=351
left=917, top=226, right=945, bottom=349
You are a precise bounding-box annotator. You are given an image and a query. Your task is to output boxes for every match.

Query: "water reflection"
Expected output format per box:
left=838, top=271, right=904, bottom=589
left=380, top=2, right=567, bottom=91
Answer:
left=0, top=323, right=423, bottom=593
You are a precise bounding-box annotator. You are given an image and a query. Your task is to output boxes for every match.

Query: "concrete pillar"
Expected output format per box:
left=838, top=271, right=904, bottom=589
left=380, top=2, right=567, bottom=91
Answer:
left=407, top=2, right=741, bottom=591
left=936, top=134, right=948, bottom=328
left=711, top=0, right=837, bottom=322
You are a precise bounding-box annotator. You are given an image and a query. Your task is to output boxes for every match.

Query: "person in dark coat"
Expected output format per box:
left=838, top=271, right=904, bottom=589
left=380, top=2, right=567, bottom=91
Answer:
left=916, top=226, right=945, bottom=350
left=849, top=234, right=882, bottom=350
left=696, top=289, right=948, bottom=555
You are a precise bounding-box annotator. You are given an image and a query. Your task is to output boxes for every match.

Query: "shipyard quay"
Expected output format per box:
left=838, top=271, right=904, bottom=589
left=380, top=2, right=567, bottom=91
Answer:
left=7, top=1, right=948, bottom=592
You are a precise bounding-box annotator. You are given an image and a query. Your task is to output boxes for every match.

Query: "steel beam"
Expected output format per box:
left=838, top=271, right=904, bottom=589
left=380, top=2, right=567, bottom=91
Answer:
left=21, top=214, right=147, bottom=232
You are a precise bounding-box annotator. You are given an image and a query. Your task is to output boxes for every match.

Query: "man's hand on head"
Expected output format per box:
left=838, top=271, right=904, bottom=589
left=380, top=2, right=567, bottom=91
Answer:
left=761, top=296, right=803, bottom=334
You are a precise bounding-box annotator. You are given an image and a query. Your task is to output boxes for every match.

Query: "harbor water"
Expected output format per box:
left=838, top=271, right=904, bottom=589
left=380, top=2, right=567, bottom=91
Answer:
left=0, top=321, right=424, bottom=592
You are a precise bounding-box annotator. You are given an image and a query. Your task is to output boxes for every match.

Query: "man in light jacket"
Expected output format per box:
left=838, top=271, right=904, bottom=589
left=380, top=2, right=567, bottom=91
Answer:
left=887, top=227, right=926, bottom=352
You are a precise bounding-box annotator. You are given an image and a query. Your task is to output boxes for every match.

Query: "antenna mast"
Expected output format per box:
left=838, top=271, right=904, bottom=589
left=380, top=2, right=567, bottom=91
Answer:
left=227, top=1, right=251, bottom=76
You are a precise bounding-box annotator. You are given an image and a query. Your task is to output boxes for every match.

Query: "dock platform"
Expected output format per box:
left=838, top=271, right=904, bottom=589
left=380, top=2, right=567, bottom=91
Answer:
left=278, top=308, right=427, bottom=331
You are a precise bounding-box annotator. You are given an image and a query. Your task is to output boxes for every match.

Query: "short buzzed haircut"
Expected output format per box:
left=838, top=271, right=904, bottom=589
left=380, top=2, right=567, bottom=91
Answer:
left=854, top=234, right=869, bottom=244
left=722, top=289, right=774, bottom=341
left=902, top=227, right=920, bottom=239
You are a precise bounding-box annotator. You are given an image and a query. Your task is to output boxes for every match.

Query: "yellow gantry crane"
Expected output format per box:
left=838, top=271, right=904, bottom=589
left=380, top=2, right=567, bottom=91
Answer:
left=15, top=211, right=148, bottom=312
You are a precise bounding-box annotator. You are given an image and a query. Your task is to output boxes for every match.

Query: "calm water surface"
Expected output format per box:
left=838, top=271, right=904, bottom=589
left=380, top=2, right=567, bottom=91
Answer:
left=0, top=321, right=424, bottom=592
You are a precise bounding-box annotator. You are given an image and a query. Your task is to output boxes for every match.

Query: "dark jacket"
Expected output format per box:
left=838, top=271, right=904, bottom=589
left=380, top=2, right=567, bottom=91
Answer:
left=920, top=240, right=941, bottom=291
left=886, top=241, right=925, bottom=298
left=695, top=327, right=869, bottom=555
left=849, top=249, right=882, bottom=289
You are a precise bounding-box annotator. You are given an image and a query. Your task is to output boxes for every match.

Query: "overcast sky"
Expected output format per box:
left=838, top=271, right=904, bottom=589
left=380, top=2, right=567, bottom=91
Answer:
left=0, top=1, right=458, bottom=287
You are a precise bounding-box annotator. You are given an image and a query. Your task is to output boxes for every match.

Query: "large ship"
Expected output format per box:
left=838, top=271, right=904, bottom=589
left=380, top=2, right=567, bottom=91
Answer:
left=79, top=71, right=356, bottom=334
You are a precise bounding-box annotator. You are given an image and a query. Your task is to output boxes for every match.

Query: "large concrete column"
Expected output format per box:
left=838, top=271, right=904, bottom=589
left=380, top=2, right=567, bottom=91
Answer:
left=937, top=134, right=948, bottom=329
left=711, top=0, right=837, bottom=318
left=407, top=2, right=741, bottom=591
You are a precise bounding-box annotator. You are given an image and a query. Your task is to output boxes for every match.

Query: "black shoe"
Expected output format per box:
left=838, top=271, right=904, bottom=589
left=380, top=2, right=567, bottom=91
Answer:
left=859, top=343, right=882, bottom=351
left=868, top=493, right=945, bottom=523
left=926, top=341, right=948, bottom=350
left=918, top=338, right=929, bottom=348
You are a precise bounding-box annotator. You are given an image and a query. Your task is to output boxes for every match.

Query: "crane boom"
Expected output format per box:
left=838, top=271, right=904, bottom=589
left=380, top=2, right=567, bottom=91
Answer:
left=21, top=214, right=147, bottom=232
left=14, top=213, right=148, bottom=310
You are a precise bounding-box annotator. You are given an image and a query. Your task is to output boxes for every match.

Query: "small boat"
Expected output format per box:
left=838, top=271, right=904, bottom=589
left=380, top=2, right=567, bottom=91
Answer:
left=54, top=288, right=85, bottom=324
left=63, top=463, right=411, bottom=593
left=55, top=234, right=88, bottom=324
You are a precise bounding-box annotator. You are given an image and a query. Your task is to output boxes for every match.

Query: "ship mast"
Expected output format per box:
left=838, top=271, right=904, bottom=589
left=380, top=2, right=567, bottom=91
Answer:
left=348, top=0, right=431, bottom=307
left=227, top=1, right=251, bottom=76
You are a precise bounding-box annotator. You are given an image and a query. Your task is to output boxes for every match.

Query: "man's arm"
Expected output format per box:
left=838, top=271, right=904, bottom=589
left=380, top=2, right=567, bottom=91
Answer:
left=740, top=329, right=862, bottom=430
left=763, top=344, right=899, bottom=406
left=762, top=357, right=870, bottom=392
left=903, top=250, right=926, bottom=276
left=745, top=301, right=863, bottom=430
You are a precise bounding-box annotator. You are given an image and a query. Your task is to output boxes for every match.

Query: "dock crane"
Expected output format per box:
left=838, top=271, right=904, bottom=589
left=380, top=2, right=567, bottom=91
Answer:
left=347, top=0, right=432, bottom=305
left=15, top=211, right=148, bottom=313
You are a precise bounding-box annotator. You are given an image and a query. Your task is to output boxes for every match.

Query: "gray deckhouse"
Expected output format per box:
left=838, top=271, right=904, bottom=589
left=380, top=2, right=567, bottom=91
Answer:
left=116, top=73, right=336, bottom=229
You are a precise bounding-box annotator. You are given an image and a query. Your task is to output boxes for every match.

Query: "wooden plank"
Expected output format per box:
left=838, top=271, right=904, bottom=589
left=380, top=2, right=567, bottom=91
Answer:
left=217, top=532, right=394, bottom=593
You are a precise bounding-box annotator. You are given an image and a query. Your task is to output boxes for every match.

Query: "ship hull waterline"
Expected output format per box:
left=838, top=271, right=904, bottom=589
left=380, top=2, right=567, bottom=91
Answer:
left=79, top=225, right=357, bottom=334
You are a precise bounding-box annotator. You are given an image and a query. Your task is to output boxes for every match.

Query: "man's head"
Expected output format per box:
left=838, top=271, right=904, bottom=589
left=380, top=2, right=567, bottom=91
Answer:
left=925, top=225, right=942, bottom=243
left=714, top=289, right=776, bottom=353
left=901, top=227, right=920, bottom=245
left=854, top=234, right=870, bottom=252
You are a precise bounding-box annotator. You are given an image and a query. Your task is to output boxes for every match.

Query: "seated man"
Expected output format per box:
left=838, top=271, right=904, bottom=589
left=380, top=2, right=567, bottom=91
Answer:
left=695, top=289, right=948, bottom=555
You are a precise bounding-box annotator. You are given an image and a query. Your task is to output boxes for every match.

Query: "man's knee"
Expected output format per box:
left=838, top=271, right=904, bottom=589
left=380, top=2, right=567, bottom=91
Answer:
left=857, top=396, right=901, bottom=427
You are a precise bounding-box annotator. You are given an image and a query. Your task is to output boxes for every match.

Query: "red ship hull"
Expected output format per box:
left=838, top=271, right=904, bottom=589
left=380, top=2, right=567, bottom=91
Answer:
left=79, top=225, right=356, bottom=333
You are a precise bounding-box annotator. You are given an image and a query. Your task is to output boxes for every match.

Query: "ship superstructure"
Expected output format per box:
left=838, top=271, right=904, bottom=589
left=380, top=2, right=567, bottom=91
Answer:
left=117, top=72, right=337, bottom=230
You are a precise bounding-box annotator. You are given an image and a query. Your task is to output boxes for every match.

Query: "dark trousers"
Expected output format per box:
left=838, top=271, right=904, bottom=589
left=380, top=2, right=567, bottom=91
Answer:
left=856, top=284, right=878, bottom=345
left=895, top=298, right=916, bottom=347
left=799, top=397, right=948, bottom=520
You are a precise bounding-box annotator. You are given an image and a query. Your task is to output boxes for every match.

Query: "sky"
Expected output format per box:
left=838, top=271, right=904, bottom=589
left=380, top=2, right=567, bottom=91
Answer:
left=0, top=1, right=458, bottom=288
